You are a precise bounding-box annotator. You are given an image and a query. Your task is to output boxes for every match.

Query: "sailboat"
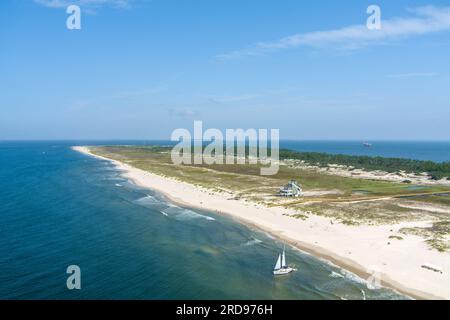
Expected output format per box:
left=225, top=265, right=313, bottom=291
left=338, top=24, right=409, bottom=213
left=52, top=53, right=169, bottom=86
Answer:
left=273, top=247, right=296, bottom=275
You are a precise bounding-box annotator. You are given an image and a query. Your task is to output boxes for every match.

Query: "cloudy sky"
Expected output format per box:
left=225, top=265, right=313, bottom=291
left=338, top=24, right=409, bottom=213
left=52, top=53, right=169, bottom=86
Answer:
left=1, top=0, right=450, bottom=140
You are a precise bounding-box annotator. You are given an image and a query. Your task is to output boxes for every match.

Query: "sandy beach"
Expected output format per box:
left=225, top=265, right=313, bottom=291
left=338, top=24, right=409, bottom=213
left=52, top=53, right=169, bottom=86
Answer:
left=74, top=146, right=450, bottom=300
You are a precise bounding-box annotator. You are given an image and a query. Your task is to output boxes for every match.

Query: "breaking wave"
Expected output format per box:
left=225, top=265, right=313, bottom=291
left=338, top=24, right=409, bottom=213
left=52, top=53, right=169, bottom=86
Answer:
left=162, top=205, right=215, bottom=221
left=174, top=208, right=216, bottom=221
left=134, top=194, right=164, bottom=208
left=242, top=238, right=263, bottom=247
left=329, top=271, right=345, bottom=279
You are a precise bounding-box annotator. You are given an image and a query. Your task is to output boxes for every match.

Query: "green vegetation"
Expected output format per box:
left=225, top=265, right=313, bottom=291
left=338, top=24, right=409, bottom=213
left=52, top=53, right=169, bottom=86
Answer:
left=89, top=145, right=450, bottom=252
left=298, top=200, right=417, bottom=226
left=290, top=213, right=309, bottom=220
left=279, top=149, right=450, bottom=180
left=103, top=145, right=450, bottom=180
left=401, top=221, right=450, bottom=252
left=91, top=146, right=450, bottom=199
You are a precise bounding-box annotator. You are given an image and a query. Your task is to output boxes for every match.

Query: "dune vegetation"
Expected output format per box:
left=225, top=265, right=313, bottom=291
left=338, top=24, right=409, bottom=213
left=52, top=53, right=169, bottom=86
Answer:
left=89, top=145, right=450, bottom=252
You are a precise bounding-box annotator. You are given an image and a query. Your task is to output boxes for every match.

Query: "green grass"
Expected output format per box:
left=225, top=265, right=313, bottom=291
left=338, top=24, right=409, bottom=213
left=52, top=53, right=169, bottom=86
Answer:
left=92, top=146, right=450, bottom=199
left=298, top=200, right=416, bottom=225
left=400, top=221, right=450, bottom=252
left=89, top=145, right=450, bottom=250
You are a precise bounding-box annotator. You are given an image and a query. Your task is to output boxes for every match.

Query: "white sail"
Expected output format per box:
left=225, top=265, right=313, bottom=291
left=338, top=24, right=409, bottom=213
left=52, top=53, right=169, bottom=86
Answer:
left=274, top=254, right=282, bottom=270
left=274, top=248, right=296, bottom=275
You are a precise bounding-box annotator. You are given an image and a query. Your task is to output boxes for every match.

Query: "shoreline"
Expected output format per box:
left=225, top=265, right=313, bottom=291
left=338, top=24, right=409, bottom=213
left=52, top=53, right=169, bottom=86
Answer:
left=73, top=146, right=450, bottom=300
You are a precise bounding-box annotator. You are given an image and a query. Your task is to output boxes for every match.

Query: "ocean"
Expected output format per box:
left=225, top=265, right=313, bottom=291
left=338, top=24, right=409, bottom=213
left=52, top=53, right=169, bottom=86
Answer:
left=2, top=140, right=446, bottom=300
left=281, top=140, right=450, bottom=163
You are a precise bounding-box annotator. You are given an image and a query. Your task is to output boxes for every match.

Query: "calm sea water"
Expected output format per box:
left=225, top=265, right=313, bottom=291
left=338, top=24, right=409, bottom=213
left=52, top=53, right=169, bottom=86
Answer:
left=0, top=141, right=428, bottom=300
left=31, top=140, right=448, bottom=162
left=281, top=141, right=450, bottom=163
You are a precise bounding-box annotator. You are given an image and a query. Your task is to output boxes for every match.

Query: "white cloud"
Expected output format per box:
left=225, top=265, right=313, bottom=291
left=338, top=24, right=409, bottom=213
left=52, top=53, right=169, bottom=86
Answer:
left=217, top=6, right=450, bottom=60
left=387, top=72, right=438, bottom=79
left=34, top=0, right=135, bottom=9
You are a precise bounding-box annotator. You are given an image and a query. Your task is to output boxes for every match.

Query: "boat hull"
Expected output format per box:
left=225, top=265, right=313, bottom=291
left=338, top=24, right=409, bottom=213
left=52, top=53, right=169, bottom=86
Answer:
left=273, top=267, right=295, bottom=276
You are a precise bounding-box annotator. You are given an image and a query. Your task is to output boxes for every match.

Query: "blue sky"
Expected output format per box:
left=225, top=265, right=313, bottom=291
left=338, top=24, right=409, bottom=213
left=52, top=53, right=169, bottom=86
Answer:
left=1, top=0, right=450, bottom=140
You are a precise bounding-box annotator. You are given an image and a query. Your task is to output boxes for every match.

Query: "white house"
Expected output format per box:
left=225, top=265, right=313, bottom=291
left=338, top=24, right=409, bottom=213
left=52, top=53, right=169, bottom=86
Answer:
left=279, top=180, right=303, bottom=197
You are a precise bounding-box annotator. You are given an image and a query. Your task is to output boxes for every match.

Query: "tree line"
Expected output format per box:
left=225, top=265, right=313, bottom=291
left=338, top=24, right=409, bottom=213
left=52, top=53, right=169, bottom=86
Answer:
left=279, top=149, right=450, bottom=180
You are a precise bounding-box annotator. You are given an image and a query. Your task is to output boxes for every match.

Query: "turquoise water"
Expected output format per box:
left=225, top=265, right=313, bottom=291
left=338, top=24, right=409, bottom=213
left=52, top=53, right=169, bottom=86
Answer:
left=0, top=142, right=414, bottom=300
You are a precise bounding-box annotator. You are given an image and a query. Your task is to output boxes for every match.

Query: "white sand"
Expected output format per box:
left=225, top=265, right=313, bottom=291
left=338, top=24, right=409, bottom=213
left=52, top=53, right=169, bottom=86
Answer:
left=74, top=146, right=450, bottom=300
